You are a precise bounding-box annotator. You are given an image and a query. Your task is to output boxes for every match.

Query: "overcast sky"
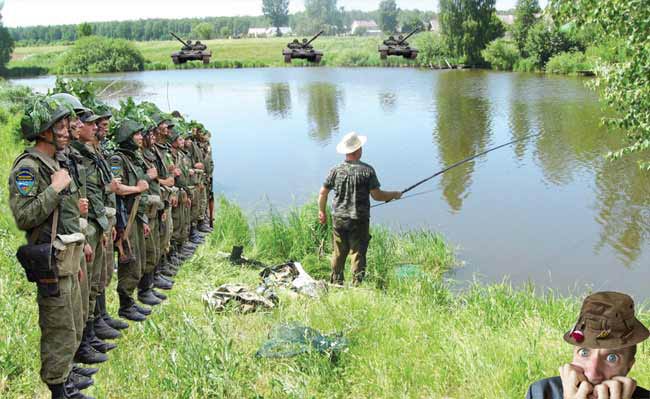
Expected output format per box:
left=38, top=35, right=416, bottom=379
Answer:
left=2, top=0, right=548, bottom=28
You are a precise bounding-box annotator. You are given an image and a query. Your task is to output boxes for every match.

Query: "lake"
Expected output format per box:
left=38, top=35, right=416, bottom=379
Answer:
left=14, top=67, right=650, bottom=300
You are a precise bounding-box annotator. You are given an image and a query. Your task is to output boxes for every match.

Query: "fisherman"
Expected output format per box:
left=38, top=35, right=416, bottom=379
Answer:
left=526, top=291, right=650, bottom=399
left=110, top=119, right=153, bottom=321
left=92, top=103, right=129, bottom=333
left=10, top=96, right=95, bottom=399
left=318, top=132, right=402, bottom=285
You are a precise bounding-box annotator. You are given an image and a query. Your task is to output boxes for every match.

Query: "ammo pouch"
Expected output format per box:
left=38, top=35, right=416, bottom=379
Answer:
left=147, top=195, right=163, bottom=219
left=16, top=208, right=61, bottom=297
left=52, top=233, right=85, bottom=277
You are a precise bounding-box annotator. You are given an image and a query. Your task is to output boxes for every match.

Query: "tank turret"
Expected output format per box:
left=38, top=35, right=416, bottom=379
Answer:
left=282, top=31, right=324, bottom=64
left=170, top=32, right=212, bottom=65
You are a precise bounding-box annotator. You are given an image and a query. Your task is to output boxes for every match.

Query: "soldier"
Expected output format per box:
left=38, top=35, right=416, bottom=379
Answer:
left=526, top=292, right=650, bottom=399
left=194, top=126, right=213, bottom=233
left=318, top=132, right=401, bottom=285
left=10, top=96, right=95, bottom=399
left=110, top=120, right=153, bottom=321
left=92, top=104, right=129, bottom=332
left=49, top=93, right=110, bottom=366
left=169, top=127, right=194, bottom=262
left=183, top=133, right=206, bottom=246
left=137, top=126, right=172, bottom=304
left=71, top=106, right=123, bottom=345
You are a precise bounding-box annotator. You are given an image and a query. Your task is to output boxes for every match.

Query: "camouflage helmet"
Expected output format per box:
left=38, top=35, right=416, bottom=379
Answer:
left=168, top=125, right=184, bottom=142
left=115, top=119, right=144, bottom=144
left=50, top=92, right=89, bottom=114
left=93, top=102, right=113, bottom=119
left=20, top=97, right=71, bottom=141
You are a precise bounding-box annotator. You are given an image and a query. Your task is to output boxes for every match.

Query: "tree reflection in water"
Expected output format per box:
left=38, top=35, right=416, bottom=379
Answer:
left=265, top=83, right=292, bottom=119
left=305, top=82, right=343, bottom=144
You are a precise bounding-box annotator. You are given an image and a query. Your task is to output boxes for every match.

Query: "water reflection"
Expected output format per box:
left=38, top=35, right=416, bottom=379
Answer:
left=305, top=82, right=343, bottom=144
left=379, top=92, right=398, bottom=114
left=265, top=83, right=292, bottom=119
left=433, top=73, right=491, bottom=212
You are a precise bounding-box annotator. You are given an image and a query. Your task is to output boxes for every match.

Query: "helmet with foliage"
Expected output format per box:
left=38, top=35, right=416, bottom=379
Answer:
left=114, top=119, right=144, bottom=144
left=50, top=92, right=89, bottom=114
left=93, top=102, right=113, bottom=119
left=20, top=96, right=71, bottom=141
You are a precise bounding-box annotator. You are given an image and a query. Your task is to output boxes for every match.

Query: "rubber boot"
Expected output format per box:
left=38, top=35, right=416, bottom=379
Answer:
left=98, top=292, right=129, bottom=330
left=88, top=318, right=117, bottom=353
left=74, top=321, right=108, bottom=364
left=118, top=293, right=146, bottom=322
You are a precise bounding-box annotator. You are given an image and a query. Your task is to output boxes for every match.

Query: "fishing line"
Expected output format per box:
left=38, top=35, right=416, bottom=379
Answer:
left=372, top=133, right=542, bottom=208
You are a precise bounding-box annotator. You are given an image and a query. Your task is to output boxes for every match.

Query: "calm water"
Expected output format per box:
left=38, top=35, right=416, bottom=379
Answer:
left=14, top=68, right=650, bottom=299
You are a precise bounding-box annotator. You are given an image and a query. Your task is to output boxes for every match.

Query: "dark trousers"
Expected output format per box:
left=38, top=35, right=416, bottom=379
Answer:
left=330, top=217, right=371, bottom=285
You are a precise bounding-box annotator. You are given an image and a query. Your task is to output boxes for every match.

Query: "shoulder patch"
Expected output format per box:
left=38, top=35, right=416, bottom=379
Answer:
left=110, top=156, right=123, bottom=176
left=15, top=167, right=36, bottom=196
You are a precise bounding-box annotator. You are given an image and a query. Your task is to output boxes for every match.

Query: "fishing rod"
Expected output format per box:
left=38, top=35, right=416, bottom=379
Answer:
left=372, top=133, right=541, bottom=208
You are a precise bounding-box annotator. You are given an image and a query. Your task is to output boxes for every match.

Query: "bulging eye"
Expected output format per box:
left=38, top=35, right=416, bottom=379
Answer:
left=578, top=348, right=589, bottom=357
left=606, top=353, right=619, bottom=363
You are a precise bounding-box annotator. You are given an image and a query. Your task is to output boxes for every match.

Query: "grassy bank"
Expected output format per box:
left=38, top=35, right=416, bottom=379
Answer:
left=8, top=35, right=457, bottom=76
left=1, top=94, right=649, bottom=398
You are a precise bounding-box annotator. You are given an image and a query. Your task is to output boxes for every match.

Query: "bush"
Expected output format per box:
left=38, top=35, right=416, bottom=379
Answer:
left=58, top=36, right=144, bottom=74
left=524, top=21, right=583, bottom=68
left=481, top=38, right=520, bottom=70
left=513, top=56, right=538, bottom=72
left=545, top=51, right=592, bottom=74
left=415, top=32, right=453, bottom=66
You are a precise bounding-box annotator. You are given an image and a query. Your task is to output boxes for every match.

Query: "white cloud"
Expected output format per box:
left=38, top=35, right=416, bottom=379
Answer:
left=3, top=0, right=541, bottom=28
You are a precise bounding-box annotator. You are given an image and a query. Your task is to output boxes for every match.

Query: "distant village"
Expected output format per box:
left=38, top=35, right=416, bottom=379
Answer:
left=247, top=14, right=515, bottom=38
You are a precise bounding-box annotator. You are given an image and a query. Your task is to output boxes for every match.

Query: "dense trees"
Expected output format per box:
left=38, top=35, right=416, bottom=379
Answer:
left=378, top=0, right=399, bottom=34
left=0, top=23, right=14, bottom=71
left=439, top=0, right=504, bottom=66
left=192, top=22, right=214, bottom=40
left=262, top=0, right=290, bottom=36
left=304, top=0, right=343, bottom=35
left=512, top=0, right=540, bottom=55
left=76, top=22, right=93, bottom=38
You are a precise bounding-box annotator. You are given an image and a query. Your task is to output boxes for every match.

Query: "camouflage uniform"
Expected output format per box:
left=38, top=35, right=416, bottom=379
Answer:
left=323, top=161, right=380, bottom=284
left=172, top=144, right=192, bottom=247
left=154, top=140, right=176, bottom=261
left=9, top=147, right=84, bottom=385
left=111, top=145, right=149, bottom=310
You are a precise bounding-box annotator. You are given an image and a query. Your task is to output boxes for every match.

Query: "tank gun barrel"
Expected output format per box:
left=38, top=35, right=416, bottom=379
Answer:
left=306, top=30, right=325, bottom=46
left=398, top=28, right=420, bottom=44
left=169, top=32, right=189, bottom=47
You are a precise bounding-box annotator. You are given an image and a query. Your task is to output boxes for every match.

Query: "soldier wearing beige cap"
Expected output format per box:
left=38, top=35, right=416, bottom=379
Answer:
left=526, top=291, right=650, bottom=399
left=318, top=132, right=401, bottom=285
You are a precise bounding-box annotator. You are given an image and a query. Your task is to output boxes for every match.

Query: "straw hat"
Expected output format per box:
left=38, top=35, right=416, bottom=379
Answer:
left=564, top=291, right=650, bottom=350
left=336, top=132, right=367, bottom=155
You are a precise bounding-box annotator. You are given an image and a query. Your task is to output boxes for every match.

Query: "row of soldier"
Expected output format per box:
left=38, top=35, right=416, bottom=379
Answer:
left=10, top=92, right=214, bottom=399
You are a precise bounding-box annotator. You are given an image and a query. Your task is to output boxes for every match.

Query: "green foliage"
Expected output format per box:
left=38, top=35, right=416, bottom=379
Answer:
left=219, top=26, right=232, bottom=38
left=512, top=0, right=540, bottom=56
left=551, top=0, right=650, bottom=169
left=400, top=14, right=426, bottom=33
left=415, top=32, right=456, bottom=66
left=192, top=23, right=214, bottom=40
left=76, top=22, right=93, bottom=38
left=513, top=56, right=538, bottom=72
left=545, top=51, right=591, bottom=75
left=378, top=0, right=399, bottom=34
left=58, top=36, right=144, bottom=74
left=0, top=23, right=14, bottom=72
left=524, top=21, right=583, bottom=68
left=262, top=0, right=290, bottom=34
left=439, top=0, right=505, bottom=66
left=481, top=38, right=520, bottom=70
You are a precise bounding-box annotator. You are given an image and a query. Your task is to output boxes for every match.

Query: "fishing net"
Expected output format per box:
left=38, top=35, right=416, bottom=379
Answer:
left=256, top=322, right=348, bottom=358
left=394, top=264, right=425, bottom=280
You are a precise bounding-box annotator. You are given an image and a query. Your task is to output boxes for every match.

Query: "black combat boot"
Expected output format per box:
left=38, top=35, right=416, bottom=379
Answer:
left=73, top=321, right=108, bottom=364
left=87, top=319, right=117, bottom=353
left=118, top=293, right=146, bottom=322
left=63, top=377, right=96, bottom=398
left=94, top=314, right=121, bottom=340
left=97, top=292, right=129, bottom=330
left=48, top=383, right=66, bottom=399
left=72, top=365, right=99, bottom=377
left=153, top=273, right=173, bottom=290
left=189, top=227, right=204, bottom=244
left=67, top=370, right=94, bottom=390
left=138, top=273, right=162, bottom=305
left=197, top=217, right=211, bottom=233
left=134, top=303, right=152, bottom=315
left=152, top=288, right=167, bottom=301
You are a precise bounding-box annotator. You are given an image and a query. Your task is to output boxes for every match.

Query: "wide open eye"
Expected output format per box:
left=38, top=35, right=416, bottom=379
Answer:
left=578, top=348, right=590, bottom=357
left=606, top=353, right=620, bottom=363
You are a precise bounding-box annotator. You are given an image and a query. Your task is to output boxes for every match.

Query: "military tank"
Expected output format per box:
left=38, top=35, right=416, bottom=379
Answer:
left=283, top=31, right=324, bottom=64
left=378, top=28, right=420, bottom=60
left=170, top=32, right=212, bottom=65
